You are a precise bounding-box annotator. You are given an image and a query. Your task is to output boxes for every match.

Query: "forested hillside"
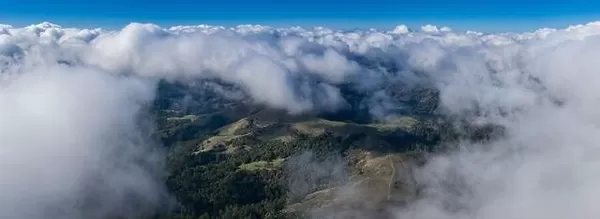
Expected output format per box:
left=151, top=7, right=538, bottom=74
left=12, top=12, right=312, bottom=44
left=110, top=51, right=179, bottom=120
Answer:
left=152, top=80, right=498, bottom=219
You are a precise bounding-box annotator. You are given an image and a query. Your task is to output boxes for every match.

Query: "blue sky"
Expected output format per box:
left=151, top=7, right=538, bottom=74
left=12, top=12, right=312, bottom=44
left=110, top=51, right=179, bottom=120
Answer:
left=2, top=1, right=600, bottom=32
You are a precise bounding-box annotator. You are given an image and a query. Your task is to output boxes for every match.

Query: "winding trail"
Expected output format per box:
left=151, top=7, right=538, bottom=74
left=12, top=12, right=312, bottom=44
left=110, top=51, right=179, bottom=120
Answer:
left=387, top=155, right=397, bottom=201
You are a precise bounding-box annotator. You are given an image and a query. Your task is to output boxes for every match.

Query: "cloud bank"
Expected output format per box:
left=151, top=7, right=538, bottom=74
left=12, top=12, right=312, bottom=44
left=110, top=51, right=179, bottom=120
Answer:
left=4, top=20, right=600, bottom=218
left=0, top=66, right=169, bottom=218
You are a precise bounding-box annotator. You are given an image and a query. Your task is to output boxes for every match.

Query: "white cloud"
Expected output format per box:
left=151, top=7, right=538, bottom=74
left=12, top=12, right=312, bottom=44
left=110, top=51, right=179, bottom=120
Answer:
left=4, top=20, right=600, bottom=218
left=0, top=65, right=167, bottom=218
left=421, top=24, right=441, bottom=33
left=391, top=25, right=409, bottom=34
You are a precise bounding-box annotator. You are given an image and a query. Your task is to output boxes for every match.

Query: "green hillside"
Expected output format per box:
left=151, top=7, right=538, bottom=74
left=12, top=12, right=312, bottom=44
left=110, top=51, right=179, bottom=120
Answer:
left=150, top=80, right=496, bottom=219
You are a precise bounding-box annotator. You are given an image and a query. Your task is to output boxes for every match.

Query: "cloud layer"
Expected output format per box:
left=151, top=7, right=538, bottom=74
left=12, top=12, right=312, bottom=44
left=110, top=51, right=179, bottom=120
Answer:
left=4, top=20, right=600, bottom=218
left=0, top=65, right=168, bottom=218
